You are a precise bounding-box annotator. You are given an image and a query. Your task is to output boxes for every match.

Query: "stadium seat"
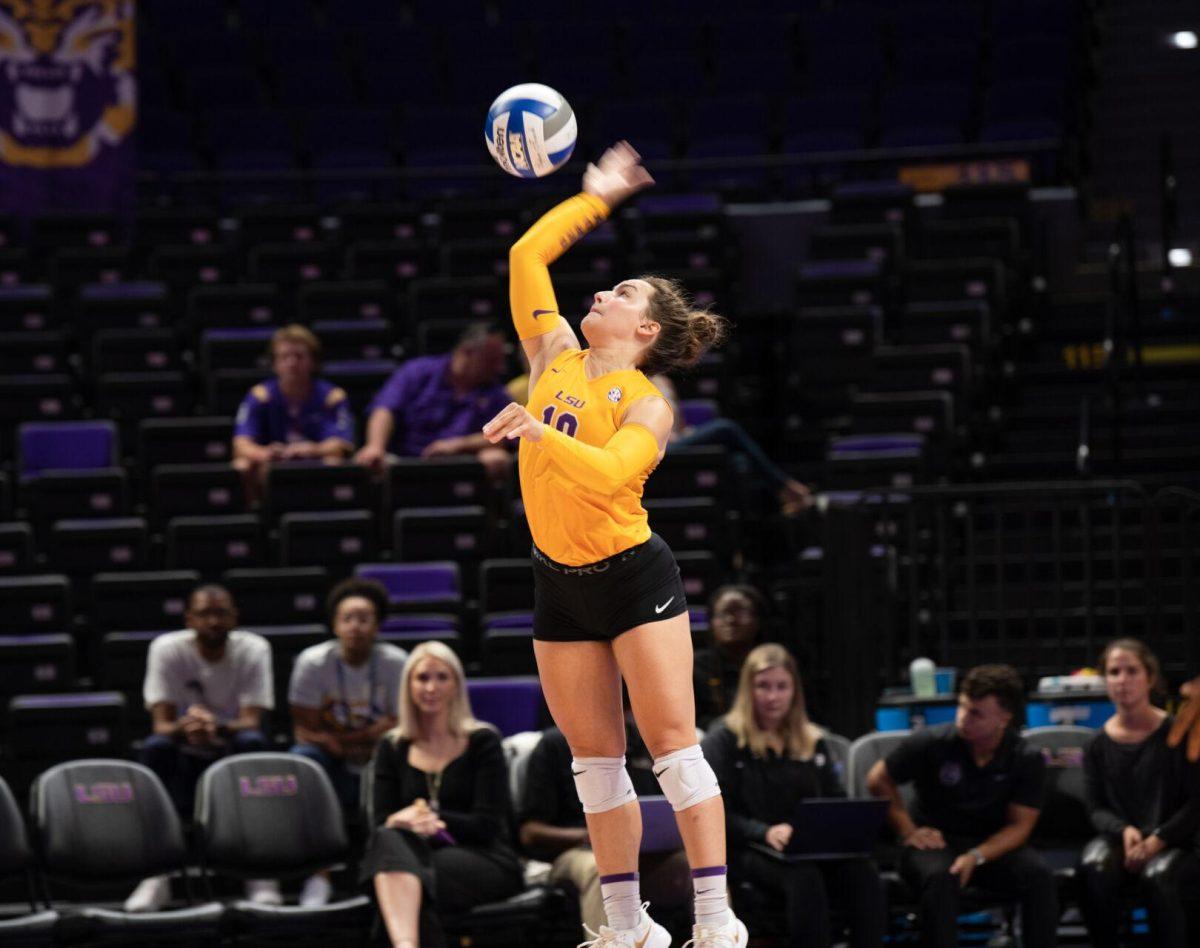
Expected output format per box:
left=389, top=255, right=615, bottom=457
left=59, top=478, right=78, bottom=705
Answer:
left=809, top=224, right=905, bottom=269
left=466, top=677, right=544, bottom=737
left=9, top=694, right=128, bottom=796
left=251, top=624, right=329, bottom=735
left=478, top=627, right=537, bottom=677
left=899, top=300, right=992, bottom=350
left=279, top=510, right=377, bottom=570
left=17, top=420, right=116, bottom=477
left=406, top=276, right=502, bottom=321
left=149, top=244, right=239, bottom=289
left=49, top=518, right=147, bottom=578
left=846, top=730, right=913, bottom=800
left=676, top=550, right=718, bottom=604
left=308, top=318, right=393, bottom=362
left=91, top=570, right=200, bottom=633
left=825, top=433, right=927, bottom=489
left=393, top=505, right=494, bottom=565
left=0, top=775, right=59, bottom=943
left=379, top=628, right=463, bottom=656
left=872, top=345, right=973, bottom=402
left=76, top=280, right=171, bottom=335
left=150, top=464, right=246, bottom=523
left=643, top=498, right=724, bottom=554
left=344, top=239, right=431, bottom=284
left=95, top=371, right=193, bottom=429
left=0, top=329, right=68, bottom=374
left=186, top=283, right=283, bottom=336
left=0, top=284, right=57, bottom=333
left=355, top=561, right=462, bottom=614
left=388, top=457, right=490, bottom=512
left=166, top=514, right=264, bottom=572
left=199, top=327, right=274, bottom=374
left=0, top=574, right=71, bottom=634
left=91, top=328, right=182, bottom=372
left=23, top=469, right=129, bottom=525
left=247, top=241, right=340, bottom=286
left=0, top=522, right=33, bottom=574
left=194, top=754, right=371, bottom=935
left=208, top=368, right=267, bottom=415
left=100, top=630, right=161, bottom=729
left=266, top=463, right=374, bottom=520
left=322, top=360, right=397, bottom=414
left=30, top=759, right=223, bottom=937
left=643, top=446, right=731, bottom=503
left=0, top=634, right=74, bottom=698
left=139, top=417, right=234, bottom=469
left=31, top=209, right=119, bottom=252
left=296, top=279, right=397, bottom=323
left=222, top=567, right=330, bottom=626
left=478, top=559, right=534, bottom=616
left=797, top=259, right=886, bottom=308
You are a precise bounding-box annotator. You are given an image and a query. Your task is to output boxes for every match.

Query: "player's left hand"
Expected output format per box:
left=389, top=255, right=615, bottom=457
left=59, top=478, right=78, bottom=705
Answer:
left=482, top=403, right=544, bottom=444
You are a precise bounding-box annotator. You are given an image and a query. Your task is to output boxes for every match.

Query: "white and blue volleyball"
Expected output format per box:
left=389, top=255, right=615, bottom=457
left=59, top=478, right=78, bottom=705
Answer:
left=485, top=83, right=577, bottom=178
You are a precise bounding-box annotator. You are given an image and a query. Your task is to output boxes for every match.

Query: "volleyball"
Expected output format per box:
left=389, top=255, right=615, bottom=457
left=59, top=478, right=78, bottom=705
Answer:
left=484, top=83, right=577, bottom=179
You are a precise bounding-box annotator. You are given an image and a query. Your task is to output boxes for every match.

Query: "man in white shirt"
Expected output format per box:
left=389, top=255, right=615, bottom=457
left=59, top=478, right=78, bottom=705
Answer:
left=289, top=576, right=407, bottom=906
left=126, top=584, right=277, bottom=912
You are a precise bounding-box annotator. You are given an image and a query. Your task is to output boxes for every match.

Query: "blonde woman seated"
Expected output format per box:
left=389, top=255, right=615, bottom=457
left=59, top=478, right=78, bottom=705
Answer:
left=701, top=644, right=884, bottom=948
left=361, top=642, right=523, bottom=948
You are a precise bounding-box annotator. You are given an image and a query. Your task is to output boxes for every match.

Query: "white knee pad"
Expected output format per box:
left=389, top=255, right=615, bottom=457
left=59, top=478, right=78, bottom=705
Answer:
left=571, top=756, right=637, bottom=814
left=652, top=744, right=721, bottom=812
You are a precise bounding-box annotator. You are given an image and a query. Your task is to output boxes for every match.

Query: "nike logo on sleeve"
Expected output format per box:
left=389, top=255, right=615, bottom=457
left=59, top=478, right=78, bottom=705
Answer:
left=532, top=309, right=557, bottom=319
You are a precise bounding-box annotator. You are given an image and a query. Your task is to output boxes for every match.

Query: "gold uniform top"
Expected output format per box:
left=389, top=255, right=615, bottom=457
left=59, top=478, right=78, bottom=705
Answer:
left=508, top=191, right=667, bottom=567
left=521, top=348, right=665, bottom=566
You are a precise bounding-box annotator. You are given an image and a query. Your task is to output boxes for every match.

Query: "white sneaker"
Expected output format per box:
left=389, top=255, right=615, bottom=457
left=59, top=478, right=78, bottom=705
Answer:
left=244, top=879, right=283, bottom=905
left=299, top=872, right=332, bottom=908
left=682, top=915, right=749, bottom=948
left=123, top=874, right=170, bottom=913
left=578, top=903, right=671, bottom=947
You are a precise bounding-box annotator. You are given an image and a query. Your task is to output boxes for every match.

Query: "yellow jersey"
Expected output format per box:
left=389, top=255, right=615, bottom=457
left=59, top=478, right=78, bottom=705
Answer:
left=520, top=348, right=665, bottom=566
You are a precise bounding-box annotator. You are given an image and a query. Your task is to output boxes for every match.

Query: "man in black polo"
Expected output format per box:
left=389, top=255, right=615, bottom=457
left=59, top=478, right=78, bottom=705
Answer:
left=866, top=663, right=1057, bottom=948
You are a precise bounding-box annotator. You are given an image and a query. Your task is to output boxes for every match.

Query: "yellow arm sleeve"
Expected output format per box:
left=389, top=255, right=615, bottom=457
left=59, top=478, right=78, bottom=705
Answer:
left=535, top=422, right=660, bottom=495
left=509, top=192, right=611, bottom=340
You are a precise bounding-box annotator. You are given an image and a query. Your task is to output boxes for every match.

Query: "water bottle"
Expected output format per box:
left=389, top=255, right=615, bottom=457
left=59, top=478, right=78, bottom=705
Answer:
left=910, top=657, right=937, bottom=698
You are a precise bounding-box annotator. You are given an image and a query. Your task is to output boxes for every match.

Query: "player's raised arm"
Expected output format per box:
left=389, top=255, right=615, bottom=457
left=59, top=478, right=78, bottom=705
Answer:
left=509, top=142, right=653, bottom=387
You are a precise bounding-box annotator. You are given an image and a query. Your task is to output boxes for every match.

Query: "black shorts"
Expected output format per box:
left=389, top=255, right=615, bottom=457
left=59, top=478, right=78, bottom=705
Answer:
left=531, top=533, right=689, bottom=643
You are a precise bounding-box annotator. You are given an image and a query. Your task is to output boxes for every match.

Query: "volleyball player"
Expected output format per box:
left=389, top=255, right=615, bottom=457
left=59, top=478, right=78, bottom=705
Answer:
left=481, top=142, right=747, bottom=948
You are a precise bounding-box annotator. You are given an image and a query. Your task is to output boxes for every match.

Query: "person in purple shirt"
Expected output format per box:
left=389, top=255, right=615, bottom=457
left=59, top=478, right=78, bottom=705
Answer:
left=232, top=325, right=355, bottom=499
left=354, top=322, right=513, bottom=480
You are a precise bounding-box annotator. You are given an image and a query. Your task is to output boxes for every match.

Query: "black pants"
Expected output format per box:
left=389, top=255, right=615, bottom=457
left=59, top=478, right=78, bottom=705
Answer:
left=361, top=826, right=523, bottom=947
left=739, top=849, right=885, bottom=948
left=900, top=842, right=1058, bottom=948
left=1078, top=835, right=1200, bottom=948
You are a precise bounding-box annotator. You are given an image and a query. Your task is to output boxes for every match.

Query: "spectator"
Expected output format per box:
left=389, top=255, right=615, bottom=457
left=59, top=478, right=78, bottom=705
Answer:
left=703, top=644, right=884, bottom=948
left=1079, top=638, right=1200, bottom=948
left=289, top=577, right=408, bottom=907
left=517, top=697, right=692, bottom=935
left=653, top=374, right=811, bottom=515
left=361, top=642, right=523, bottom=948
left=124, top=585, right=278, bottom=912
left=866, top=664, right=1057, bottom=948
left=694, top=584, right=768, bottom=729
left=354, top=322, right=513, bottom=481
left=232, top=324, right=354, bottom=499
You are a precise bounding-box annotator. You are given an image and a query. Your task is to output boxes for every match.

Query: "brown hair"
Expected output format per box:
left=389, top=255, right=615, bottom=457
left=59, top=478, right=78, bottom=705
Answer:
left=960, top=663, right=1026, bottom=727
left=270, top=324, right=321, bottom=363
left=1099, top=637, right=1163, bottom=700
left=637, top=275, right=728, bottom=376
left=724, top=643, right=824, bottom=760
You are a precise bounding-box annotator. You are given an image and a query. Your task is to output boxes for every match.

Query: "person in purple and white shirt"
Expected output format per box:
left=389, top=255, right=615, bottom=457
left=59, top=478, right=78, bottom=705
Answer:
left=353, top=322, right=513, bottom=481
left=232, top=324, right=354, bottom=500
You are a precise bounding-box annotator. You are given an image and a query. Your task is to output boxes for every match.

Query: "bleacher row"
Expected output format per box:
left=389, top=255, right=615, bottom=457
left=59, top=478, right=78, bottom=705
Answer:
left=136, top=0, right=1089, bottom=204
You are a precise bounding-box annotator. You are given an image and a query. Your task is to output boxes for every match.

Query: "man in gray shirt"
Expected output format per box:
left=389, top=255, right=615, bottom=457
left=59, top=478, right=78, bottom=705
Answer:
left=289, top=577, right=406, bottom=907
left=126, top=584, right=276, bottom=912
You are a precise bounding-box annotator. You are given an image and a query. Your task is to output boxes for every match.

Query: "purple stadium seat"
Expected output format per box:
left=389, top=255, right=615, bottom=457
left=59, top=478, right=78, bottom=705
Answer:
left=0, top=574, right=72, bottom=633
left=0, top=284, right=56, bottom=332
left=77, top=280, right=170, bottom=333
left=482, top=611, right=535, bottom=631
left=18, top=420, right=116, bottom=477
left=0, top=634, right=75, bottom=696
left=380, top=614, right=461, bottom=633
left=355, top=561, right=462, bottom=609
left=681, top=399, right=719, bottom=428
left=466, top=676, right=543, bottom=737
left=379, top=629, right=463, bottom=655
left=640, top=796, right=684, bottom=853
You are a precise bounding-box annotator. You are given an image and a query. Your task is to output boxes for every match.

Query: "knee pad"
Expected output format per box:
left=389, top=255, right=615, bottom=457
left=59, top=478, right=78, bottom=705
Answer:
left=571, top=756, right=636, bottom=814
left=652, top=745, right=721, bottom=812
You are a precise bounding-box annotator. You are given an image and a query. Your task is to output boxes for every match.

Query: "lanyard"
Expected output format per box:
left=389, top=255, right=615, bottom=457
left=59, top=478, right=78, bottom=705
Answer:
left=333, top=650, right=379, bottom=726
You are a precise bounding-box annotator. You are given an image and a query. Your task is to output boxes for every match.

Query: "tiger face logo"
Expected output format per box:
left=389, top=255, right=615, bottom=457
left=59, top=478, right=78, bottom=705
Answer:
left=0, top=0, right=136, bottom=168
left=607, top=387, right=622, bottom=403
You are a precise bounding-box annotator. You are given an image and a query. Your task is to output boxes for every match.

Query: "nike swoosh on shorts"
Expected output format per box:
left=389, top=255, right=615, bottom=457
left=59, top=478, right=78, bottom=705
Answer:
left=654, top=597, right=675, bottom=614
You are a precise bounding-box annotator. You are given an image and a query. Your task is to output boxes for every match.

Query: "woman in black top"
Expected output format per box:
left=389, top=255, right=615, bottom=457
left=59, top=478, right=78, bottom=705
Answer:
left=1080, top=638, right=1200, bottom=948
left=693, top=585, right=767, bottom=729
left=362, top=642, right=523, bottom=948
left=702, top=644, right=884, bottom=948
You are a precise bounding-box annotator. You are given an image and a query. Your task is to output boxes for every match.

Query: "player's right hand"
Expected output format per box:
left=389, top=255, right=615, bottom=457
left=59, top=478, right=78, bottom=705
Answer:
left=583, top=141, right=654, bottom=208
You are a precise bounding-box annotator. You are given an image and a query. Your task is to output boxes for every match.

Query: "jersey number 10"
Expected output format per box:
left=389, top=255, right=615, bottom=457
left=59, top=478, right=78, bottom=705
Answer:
left=541, top=405, right=578, bottom=437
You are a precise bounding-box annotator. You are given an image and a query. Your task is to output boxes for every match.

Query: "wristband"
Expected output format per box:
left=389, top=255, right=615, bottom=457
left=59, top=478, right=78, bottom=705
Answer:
left=969, top=847, right=986, bottom=866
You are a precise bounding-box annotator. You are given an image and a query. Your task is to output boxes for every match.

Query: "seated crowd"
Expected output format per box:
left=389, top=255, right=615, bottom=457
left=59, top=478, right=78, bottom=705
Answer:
left=229, top=322, right=810, bottom=514
left=117, top=580, right=1200, bottom=947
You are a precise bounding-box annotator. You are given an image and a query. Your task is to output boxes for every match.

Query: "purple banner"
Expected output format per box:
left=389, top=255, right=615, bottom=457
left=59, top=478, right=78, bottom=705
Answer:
left=0, top=0, right=136, bottom=218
